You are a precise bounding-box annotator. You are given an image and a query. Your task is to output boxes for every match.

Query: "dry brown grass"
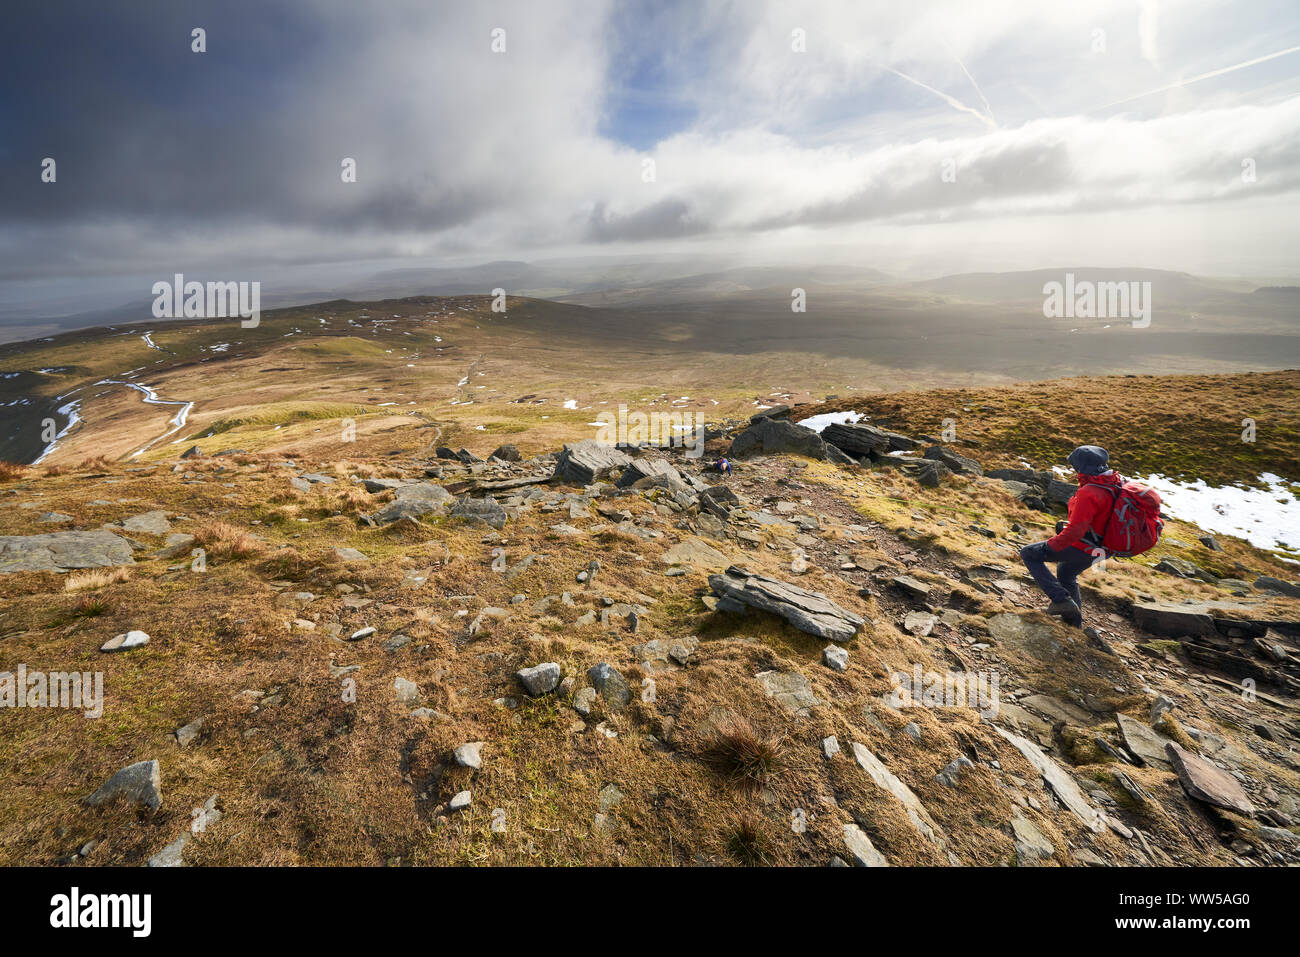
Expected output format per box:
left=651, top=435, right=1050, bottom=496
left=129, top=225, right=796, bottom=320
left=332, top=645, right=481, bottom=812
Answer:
left=193, top=520, right=267, bottom=561
left=329, top=485, right=372, bottom=513
left=64, top=567, right=132, bottom=592
left=0, top=351, right=1295, bottom=869
left=0, top=461, right=29, bottom=482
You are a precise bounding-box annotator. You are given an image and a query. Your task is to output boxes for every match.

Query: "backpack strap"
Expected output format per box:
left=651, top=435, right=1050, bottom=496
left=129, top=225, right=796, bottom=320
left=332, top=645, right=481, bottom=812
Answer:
left=1092, top=482, right=1122, bottom=553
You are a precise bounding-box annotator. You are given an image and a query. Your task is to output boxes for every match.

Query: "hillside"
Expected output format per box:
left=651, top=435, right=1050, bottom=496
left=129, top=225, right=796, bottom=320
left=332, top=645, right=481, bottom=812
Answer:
left=1, top=301, right=1299, bottom=867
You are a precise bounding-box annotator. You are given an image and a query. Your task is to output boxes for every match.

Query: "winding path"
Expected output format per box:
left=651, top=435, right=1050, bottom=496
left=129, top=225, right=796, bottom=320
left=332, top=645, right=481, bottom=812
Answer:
left=96, top=379, right=196, bottom=458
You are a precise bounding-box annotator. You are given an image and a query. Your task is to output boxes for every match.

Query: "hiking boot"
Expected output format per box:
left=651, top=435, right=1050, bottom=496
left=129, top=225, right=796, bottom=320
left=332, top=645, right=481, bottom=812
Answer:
left=1046, top=598, right=1083, bottom=628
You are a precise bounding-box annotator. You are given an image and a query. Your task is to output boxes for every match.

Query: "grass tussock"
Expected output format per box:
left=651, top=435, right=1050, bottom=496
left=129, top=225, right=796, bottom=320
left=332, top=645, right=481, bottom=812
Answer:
left=193, top=521, right=267, bottom=561
left=64, top=567, right=131, bottom=592
left=725, top=814, right=776, bottom=866
left=70, top=593, right=112, bottom=619
left=0, top=461, right=27, bottom=482
left=258, top=547, right=315, bottom=581
left=699, top=712, right=786, bottom=789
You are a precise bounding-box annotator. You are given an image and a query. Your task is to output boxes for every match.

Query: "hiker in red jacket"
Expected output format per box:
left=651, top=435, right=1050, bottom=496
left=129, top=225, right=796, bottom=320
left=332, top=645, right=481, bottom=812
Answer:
left=1019, top=445, right=1120, bottom=627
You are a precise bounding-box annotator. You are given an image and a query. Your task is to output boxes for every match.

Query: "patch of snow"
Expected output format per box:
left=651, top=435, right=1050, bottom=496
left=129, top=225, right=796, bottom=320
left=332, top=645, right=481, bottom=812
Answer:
left=796, top=410, right=864, bottom=433
left=32, top=397, right=82, bottom=464
left=1140, top=472, right=1300, bottom=557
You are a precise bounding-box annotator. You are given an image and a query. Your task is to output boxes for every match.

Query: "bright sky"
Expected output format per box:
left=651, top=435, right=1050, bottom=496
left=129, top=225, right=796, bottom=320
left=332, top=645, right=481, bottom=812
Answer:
left=3, top=0, right=1300, bottom=318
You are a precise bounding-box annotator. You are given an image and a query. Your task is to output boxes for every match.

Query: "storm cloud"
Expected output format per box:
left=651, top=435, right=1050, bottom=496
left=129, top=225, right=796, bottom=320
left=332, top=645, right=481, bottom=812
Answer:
left=3, top=0, right=1299, bottom=306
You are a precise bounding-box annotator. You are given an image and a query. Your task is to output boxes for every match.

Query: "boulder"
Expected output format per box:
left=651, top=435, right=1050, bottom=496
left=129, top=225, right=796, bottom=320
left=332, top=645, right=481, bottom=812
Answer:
left=1045, top=479, right=1076, bottom=505
left=362, top=478, right=410, bottom=493
left=100, top=630, right=150, bottom=653
left=449, top=495, right=508, bottom=529
left=987, top=468, right=1041, bottom=484
left=84, top=759, right=162, bottom=811
left=821, top=423, right=892, bottom=458
left=516, top=662, right=562, bottom=697
left=822, top=644, right=849, bottom=672
left=453, top=742, right=484, bottom=769
left=1011, top=814, right=1055, bottom=864
left=709, top=565, right=865, bottom=642
left=898, top=458, right=950, bottom=487
left=552, top=439, right=632, bottom=485
left=122, top=510, right=171, bottom=536
left=617, top=457, right=684, bottom=489
left=489, top=444, right=521, bottom=462
left=749, top=404, right=791, bottom=421
left=923, top=446, right=982, bottom=476
left=1154, top=556, right=1210, bottom=580
left=587, top=663, right=632, bottom=711
left=367, top=482, right=452, bottom=524
left=153, top=533, right=196, bottom=560
left=1255, top=576, right=1300, bottom=598
left=1131, top=601, right=1222, bottom=638
left=699, top=484, right=741, bottom=520
left=728, top=417, right=837, bottom=461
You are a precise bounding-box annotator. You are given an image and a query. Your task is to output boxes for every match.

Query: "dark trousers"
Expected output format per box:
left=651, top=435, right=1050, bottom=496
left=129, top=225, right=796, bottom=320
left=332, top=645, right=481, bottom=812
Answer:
left=1019, top=541, right=1097, bottom=605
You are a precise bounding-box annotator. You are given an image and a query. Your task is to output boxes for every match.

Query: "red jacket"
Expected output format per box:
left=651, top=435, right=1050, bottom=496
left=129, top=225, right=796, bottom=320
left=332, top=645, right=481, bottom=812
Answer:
left=1047, top=472, right=1122, bottom=553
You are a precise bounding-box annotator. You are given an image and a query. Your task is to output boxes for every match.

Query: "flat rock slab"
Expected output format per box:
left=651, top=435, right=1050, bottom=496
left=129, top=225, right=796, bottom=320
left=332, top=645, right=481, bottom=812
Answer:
left=1132, top=601, right=1250, bottom=638
left=843, top=823, right=889, bottom=866
left=122, top=510, right=171, bottom=535
left=1115, top=713, right=1173, bottom=770
left=986, top=613, right=1064, bottom=660
left=995, top=726, right=1105, bottom=833
left=850, top=742, right=945, bottom=847
left=362, top=478, right=411, bottom=493
left=661, top=537, right=730, bottom=571
left=0, top=529, right=135, bottom=573
left=709, top=565, right=864, bottom=642
left=1011, top=814, right=1055, bottom=864
left=1165, top=743, right=1255, bottom=815
left=756, top=670, right=820, bottom=715
left=1021, top=694, right=1093, bottom=726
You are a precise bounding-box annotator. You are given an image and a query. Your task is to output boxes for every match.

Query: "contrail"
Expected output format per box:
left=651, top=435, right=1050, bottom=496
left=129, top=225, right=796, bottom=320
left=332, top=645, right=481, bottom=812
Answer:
left=954, top=55, right=998, bottom=126
left=937, top=36, right=998, bottom=127
left=1094, top=43, right=1300, bottom=110
left=884, top=66, right=997, bottom=129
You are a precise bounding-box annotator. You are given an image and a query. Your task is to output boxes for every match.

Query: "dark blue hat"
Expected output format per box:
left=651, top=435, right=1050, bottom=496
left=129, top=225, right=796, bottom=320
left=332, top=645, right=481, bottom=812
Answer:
left=1068, top=445, right=1110, bottom=476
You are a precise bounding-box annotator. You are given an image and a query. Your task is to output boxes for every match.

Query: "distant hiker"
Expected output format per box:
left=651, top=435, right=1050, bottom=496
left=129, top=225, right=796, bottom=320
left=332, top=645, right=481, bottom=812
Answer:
left=1020, top=445, right=1163, bottom=628
left=715, top=457, right=732, bottom=476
